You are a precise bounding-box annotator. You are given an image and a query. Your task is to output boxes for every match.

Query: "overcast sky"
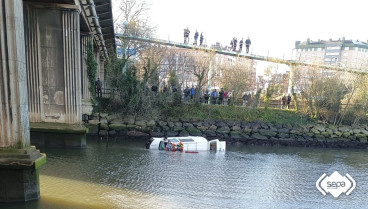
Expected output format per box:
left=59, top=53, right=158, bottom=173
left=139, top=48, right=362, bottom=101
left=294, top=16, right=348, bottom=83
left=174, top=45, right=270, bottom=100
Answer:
left=113, top=0, right=368, bottom=59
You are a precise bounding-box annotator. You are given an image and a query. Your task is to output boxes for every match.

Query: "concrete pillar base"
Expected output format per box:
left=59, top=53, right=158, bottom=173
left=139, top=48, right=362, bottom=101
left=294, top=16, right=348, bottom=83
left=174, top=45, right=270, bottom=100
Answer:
left=30, top=123, right=88, bottom=148
left=0, top=147, right=46, bottom=202
left=82, top=99, right=94, bottom=115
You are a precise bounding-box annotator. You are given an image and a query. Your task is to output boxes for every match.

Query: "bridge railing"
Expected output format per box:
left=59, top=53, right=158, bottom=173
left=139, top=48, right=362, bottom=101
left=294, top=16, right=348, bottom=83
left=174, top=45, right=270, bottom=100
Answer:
left=116, top=34, right=367, bottom=74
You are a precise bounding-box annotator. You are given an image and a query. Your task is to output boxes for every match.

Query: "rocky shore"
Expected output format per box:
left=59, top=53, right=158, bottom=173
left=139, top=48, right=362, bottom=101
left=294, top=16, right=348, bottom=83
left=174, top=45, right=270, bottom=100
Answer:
left=85, top=113, right=368, bottom=149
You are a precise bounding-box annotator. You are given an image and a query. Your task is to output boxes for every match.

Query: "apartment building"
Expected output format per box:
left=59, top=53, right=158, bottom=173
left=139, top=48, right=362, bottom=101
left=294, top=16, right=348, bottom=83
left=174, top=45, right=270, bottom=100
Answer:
left=294, top=38, right=368, bottom=69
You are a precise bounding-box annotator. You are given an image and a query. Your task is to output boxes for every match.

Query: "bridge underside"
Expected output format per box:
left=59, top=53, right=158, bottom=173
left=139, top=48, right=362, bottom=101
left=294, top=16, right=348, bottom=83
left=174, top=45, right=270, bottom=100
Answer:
left=0, top=0, right=114, bottom=202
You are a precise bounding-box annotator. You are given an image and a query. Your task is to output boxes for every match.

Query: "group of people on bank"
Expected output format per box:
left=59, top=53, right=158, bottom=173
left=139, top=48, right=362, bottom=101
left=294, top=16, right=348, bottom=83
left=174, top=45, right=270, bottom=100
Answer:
left=147, top=83, right=293, bottom=109
left=204, top=88, right=232, bottom=105
left=176, top=85, right=233, bottom=105
left=281, top=94, right=292, bottom=109
left=183, top=86, right=196, bottom=101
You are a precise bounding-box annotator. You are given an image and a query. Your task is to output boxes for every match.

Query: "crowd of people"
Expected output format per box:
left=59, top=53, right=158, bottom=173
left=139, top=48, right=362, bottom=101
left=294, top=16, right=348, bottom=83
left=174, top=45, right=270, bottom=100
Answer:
left=145, top=83, right=293, bottom=109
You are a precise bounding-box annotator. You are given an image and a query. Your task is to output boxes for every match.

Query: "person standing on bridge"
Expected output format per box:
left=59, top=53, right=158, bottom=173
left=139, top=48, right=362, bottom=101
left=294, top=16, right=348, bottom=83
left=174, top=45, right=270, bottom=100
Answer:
left=245, top=37, right=251, bottom=53
left=230, top=39, right=234, bottom=50
left=200, top=33, right=204, bottom=46
left=194, top=30, right=199, bottom=45
left=233, top=37, right=237, bottom=51
left=239, top=38, right=244, bottom=52
left=184, top=28, right=190, bottom=44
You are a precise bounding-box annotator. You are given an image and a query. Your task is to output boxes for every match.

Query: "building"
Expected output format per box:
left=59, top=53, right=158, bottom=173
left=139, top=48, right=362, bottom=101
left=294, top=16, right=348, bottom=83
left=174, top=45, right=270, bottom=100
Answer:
left=294, top=38, right=368, bottom=69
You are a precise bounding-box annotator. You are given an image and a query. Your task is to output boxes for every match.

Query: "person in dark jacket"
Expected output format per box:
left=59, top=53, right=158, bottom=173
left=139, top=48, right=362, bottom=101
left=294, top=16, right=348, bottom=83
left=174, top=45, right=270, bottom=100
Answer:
left=287, top=94, right=291, bottom=109
left=281, top=95, right=286, bottom=109
left=200, top=33, right=204, bottom=46
left=245, top=37, right=251, bottom=53
left=151, top=84, right=158, bottom=93
left=95, top=78, right=102, bottom=97
left=184, top=86, right=190, bottom=102
left=233, top=37, right=237, bottom=51
left=219, top=88, right=224, bottom=105
left=239, top=38, right=244, bottom=52
left=194, top=30, right=199, bottom=45
left=204, top=90, right=210, bottom=104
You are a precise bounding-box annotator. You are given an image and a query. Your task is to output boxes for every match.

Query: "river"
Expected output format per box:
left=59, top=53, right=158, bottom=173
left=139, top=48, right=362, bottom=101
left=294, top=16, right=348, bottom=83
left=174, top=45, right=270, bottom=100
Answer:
left=1, top=138, right=367, bottom=209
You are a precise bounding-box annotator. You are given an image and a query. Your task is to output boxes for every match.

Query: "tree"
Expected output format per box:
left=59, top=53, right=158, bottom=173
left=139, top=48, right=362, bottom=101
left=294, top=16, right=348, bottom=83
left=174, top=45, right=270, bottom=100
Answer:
left=262, top=64, right=283, bottom=110
left=136, top=44, right=169, bottom=87
left=220, top=58, right=253, bottom=105
left=350, top=74, right=368, bottom=125
left=189, top=51, right=215, bottom=103
left=104, top=0, right=161, bottom=117
left=293, top=65, right=322, bottom=115
left=115, top=0, right=155, bottom=61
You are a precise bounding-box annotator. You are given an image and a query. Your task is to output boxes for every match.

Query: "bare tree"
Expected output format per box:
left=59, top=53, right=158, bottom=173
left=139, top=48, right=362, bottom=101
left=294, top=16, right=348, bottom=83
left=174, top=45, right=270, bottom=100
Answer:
left=351, top=74, right=368, bottom=125
left=220, top=57, right=253, bottom=104
left=115, top=0, right=155, bottom=60
left=136, top=44, right=169, bottom=87
left=190, top=51, right=216, bottom=103
left=293, top=65, right=323, bottom=115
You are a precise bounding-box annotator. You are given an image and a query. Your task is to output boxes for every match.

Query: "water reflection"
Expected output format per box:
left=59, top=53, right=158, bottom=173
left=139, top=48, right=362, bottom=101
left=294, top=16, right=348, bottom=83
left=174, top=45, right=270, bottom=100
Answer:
left=1, top=139, right=367, bottom=209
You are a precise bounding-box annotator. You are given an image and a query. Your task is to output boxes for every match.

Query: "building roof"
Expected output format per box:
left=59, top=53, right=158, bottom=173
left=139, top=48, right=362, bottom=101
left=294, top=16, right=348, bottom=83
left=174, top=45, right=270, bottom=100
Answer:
left=295, top=38, right=368, bottom=49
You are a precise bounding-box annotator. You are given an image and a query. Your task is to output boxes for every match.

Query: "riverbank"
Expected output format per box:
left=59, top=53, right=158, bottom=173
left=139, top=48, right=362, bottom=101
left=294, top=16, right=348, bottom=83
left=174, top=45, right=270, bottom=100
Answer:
left=85, top=109, right=368, bottom=149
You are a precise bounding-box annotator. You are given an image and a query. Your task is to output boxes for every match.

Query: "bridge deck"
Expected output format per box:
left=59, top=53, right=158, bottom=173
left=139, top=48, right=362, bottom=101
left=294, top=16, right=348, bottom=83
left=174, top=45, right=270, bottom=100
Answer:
left=116, top=34, right=367, bottom=74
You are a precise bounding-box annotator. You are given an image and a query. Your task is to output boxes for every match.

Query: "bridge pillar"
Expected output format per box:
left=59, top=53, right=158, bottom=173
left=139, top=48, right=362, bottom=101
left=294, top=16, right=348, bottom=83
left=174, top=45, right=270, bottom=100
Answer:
left=81, top=35, right=93, bottom=115
left=23, top=3, right=87, bottom=148
left=80, top=36, right=105, bottom=114
left=0, top=0, right=45, bottom=202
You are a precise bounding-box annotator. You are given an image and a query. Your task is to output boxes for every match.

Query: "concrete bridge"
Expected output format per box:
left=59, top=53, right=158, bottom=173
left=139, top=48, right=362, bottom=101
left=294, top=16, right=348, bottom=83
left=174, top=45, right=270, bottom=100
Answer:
left=116, top=34, right=368, bottom=75
left=0, top=0, right=114, bottom=202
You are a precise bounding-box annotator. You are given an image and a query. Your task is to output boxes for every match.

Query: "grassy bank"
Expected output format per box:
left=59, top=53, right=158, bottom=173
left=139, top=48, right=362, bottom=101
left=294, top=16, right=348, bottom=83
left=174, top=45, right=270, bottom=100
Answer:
left=161, top=104, right=316, bottom=127
left=97, top=97, right=367, bottom=127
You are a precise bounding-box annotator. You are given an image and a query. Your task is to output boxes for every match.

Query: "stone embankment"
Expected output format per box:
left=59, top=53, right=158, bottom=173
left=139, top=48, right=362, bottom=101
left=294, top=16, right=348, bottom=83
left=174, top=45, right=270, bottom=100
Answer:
left=85, top=114, right=368, bottom=148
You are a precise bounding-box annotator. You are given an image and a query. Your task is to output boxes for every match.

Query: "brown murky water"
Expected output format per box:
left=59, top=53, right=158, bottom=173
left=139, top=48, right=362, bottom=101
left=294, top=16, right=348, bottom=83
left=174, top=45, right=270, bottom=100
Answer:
left=1, top=139, right=367, bottom=209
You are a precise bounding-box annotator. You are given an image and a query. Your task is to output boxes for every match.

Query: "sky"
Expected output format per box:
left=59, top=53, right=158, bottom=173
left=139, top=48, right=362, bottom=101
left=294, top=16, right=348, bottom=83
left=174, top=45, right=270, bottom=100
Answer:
left=113, top=0, right=368, bottom=60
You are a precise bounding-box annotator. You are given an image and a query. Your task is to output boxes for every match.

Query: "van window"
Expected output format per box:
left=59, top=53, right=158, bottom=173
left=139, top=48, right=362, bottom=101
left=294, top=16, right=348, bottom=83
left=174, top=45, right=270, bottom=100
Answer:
left=180, top=138, right=195, bottom=142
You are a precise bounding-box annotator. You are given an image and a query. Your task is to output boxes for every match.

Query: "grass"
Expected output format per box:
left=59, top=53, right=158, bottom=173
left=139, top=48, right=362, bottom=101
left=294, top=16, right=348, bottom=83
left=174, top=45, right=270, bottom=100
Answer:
left=161, top=104, right=316, bottom=127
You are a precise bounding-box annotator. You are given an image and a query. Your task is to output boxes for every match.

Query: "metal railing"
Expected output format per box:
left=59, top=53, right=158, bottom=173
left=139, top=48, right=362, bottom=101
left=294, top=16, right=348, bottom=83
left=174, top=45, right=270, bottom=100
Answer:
left=116, top=34, right=368, bottom=75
